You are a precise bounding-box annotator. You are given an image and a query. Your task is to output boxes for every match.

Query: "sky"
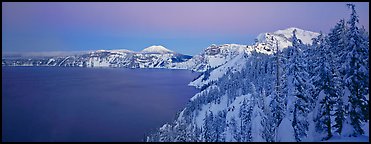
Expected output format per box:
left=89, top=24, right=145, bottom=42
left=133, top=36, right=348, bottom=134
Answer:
left=2, top=2, right=369, bottom=56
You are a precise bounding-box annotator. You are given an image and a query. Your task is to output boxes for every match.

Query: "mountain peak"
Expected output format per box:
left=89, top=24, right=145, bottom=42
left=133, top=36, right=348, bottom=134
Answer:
left=256, top=27, right=320, bottom=48
left=141, top=45, right=173, bottom=54
left=273, top=27, right=315, bottom=36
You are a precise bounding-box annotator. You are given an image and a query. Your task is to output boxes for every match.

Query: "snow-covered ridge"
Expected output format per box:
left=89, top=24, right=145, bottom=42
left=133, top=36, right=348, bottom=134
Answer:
left=256, top=27, right=320, bottom=50
left=171, top=44, right=248, bottom=72
left=2, top=45, right=191, bottom=68
left=182, top=28, right=319, bottom=89
left=141, top=45, right=174, bottom=54
left=94, top=49, right=134, bottom=54
left=171, top=28, right=319, bottom=73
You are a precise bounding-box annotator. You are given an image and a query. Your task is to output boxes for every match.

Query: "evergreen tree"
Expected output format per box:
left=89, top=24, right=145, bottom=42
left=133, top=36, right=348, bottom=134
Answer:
left=202, top=111, right=214, bottom=142
left=341, top=4, right=369, bottom=136
left=289, top=29, right=311, bottom=142
left=215, top=111, right=227, bottom=142
left=229, top=117, right=241, bottom=142
left=327, top=19, right=348, bottom=136
left=159, top=124, right=174, bottom=142
left=358, top=25, right=370, bottom=122
left=174, top=121, right=187, bottom=141
left=239, top=97, right=253, bottom=142
left=269, top=36, right=286, bottom=142
left=312, top=32, right=341, bottom=140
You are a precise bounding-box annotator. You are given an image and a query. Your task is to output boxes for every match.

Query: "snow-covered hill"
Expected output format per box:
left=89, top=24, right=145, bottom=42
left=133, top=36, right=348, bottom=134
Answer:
left=146, top=24, right=369, bottom=142
left=147, top=27, right=322, bottom=142
left=166, top=27, right=320, bottom=90
left=170, top=44, right=247, bottom=73
left=186, top=27, right=319, bottom=89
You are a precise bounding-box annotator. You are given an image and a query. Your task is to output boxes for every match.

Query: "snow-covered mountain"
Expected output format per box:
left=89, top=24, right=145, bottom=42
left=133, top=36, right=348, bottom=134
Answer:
left=141, top=45, right=174, bottom=54
left=146, top=24, right=369, bottom=142
left=184, top=27, right=319, bottom=89
left=147, top=27, right=322, bottom=142
left=2, top=46, right=192, bottom=68
left=256, top=27, right=320, bottom=51
left=171, top=27, right=319, bottom=73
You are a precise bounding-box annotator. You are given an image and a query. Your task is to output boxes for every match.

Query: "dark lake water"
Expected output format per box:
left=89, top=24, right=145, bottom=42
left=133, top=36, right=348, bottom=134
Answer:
left=2, top=67, right=199, bottom=142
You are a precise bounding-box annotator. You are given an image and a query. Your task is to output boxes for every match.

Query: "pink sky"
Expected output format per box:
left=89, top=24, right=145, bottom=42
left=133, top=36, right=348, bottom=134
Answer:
left=2, top=2, right=369, bottom=55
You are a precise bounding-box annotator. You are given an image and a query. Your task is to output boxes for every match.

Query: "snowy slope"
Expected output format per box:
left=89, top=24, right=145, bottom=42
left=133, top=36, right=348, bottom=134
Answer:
left=147, top=45, right=279, bottom=141
left=147, top=27, right=370, bottom=142
left=188, top=49, right=248, bottom=89
left=171, top=44, right=248, bottom=72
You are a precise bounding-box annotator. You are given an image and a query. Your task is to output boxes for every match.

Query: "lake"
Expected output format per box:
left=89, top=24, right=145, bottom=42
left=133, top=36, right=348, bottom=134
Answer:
left=2, top=67, right=199, bottom=142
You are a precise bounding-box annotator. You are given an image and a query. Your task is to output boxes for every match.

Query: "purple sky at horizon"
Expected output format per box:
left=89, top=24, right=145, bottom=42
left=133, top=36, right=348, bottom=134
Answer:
left=2, top=2, right=369, bottom=55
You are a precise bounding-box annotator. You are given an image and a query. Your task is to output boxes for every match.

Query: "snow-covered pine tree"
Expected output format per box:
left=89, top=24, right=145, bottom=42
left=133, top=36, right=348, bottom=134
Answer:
left=262, top=97, right=275, bottom=142
left=173, top=120, right=187, bottom=142
left=158, top=124, right=174, bottom=142
left=327, top=19, right=348, bottom=136
left=239, top=97, right=253, bottom=142
left=289, top=29, right=311, bottom=142
left=202, top=111, right=214, bottom=142
left=340, top=4, right=369, bottom=137
left=269, top=36, right=286, bottom=142
left=312, top=31, right=342, bottom=140
left=358, top=26, right=369, bottom=121
left=229, top=117, right=241, bottom=142
left=215, top=111, right=227, bottom=142
left=276, top=35, right=296, bottom=141
left=254, top=88, right=270, bottom=142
